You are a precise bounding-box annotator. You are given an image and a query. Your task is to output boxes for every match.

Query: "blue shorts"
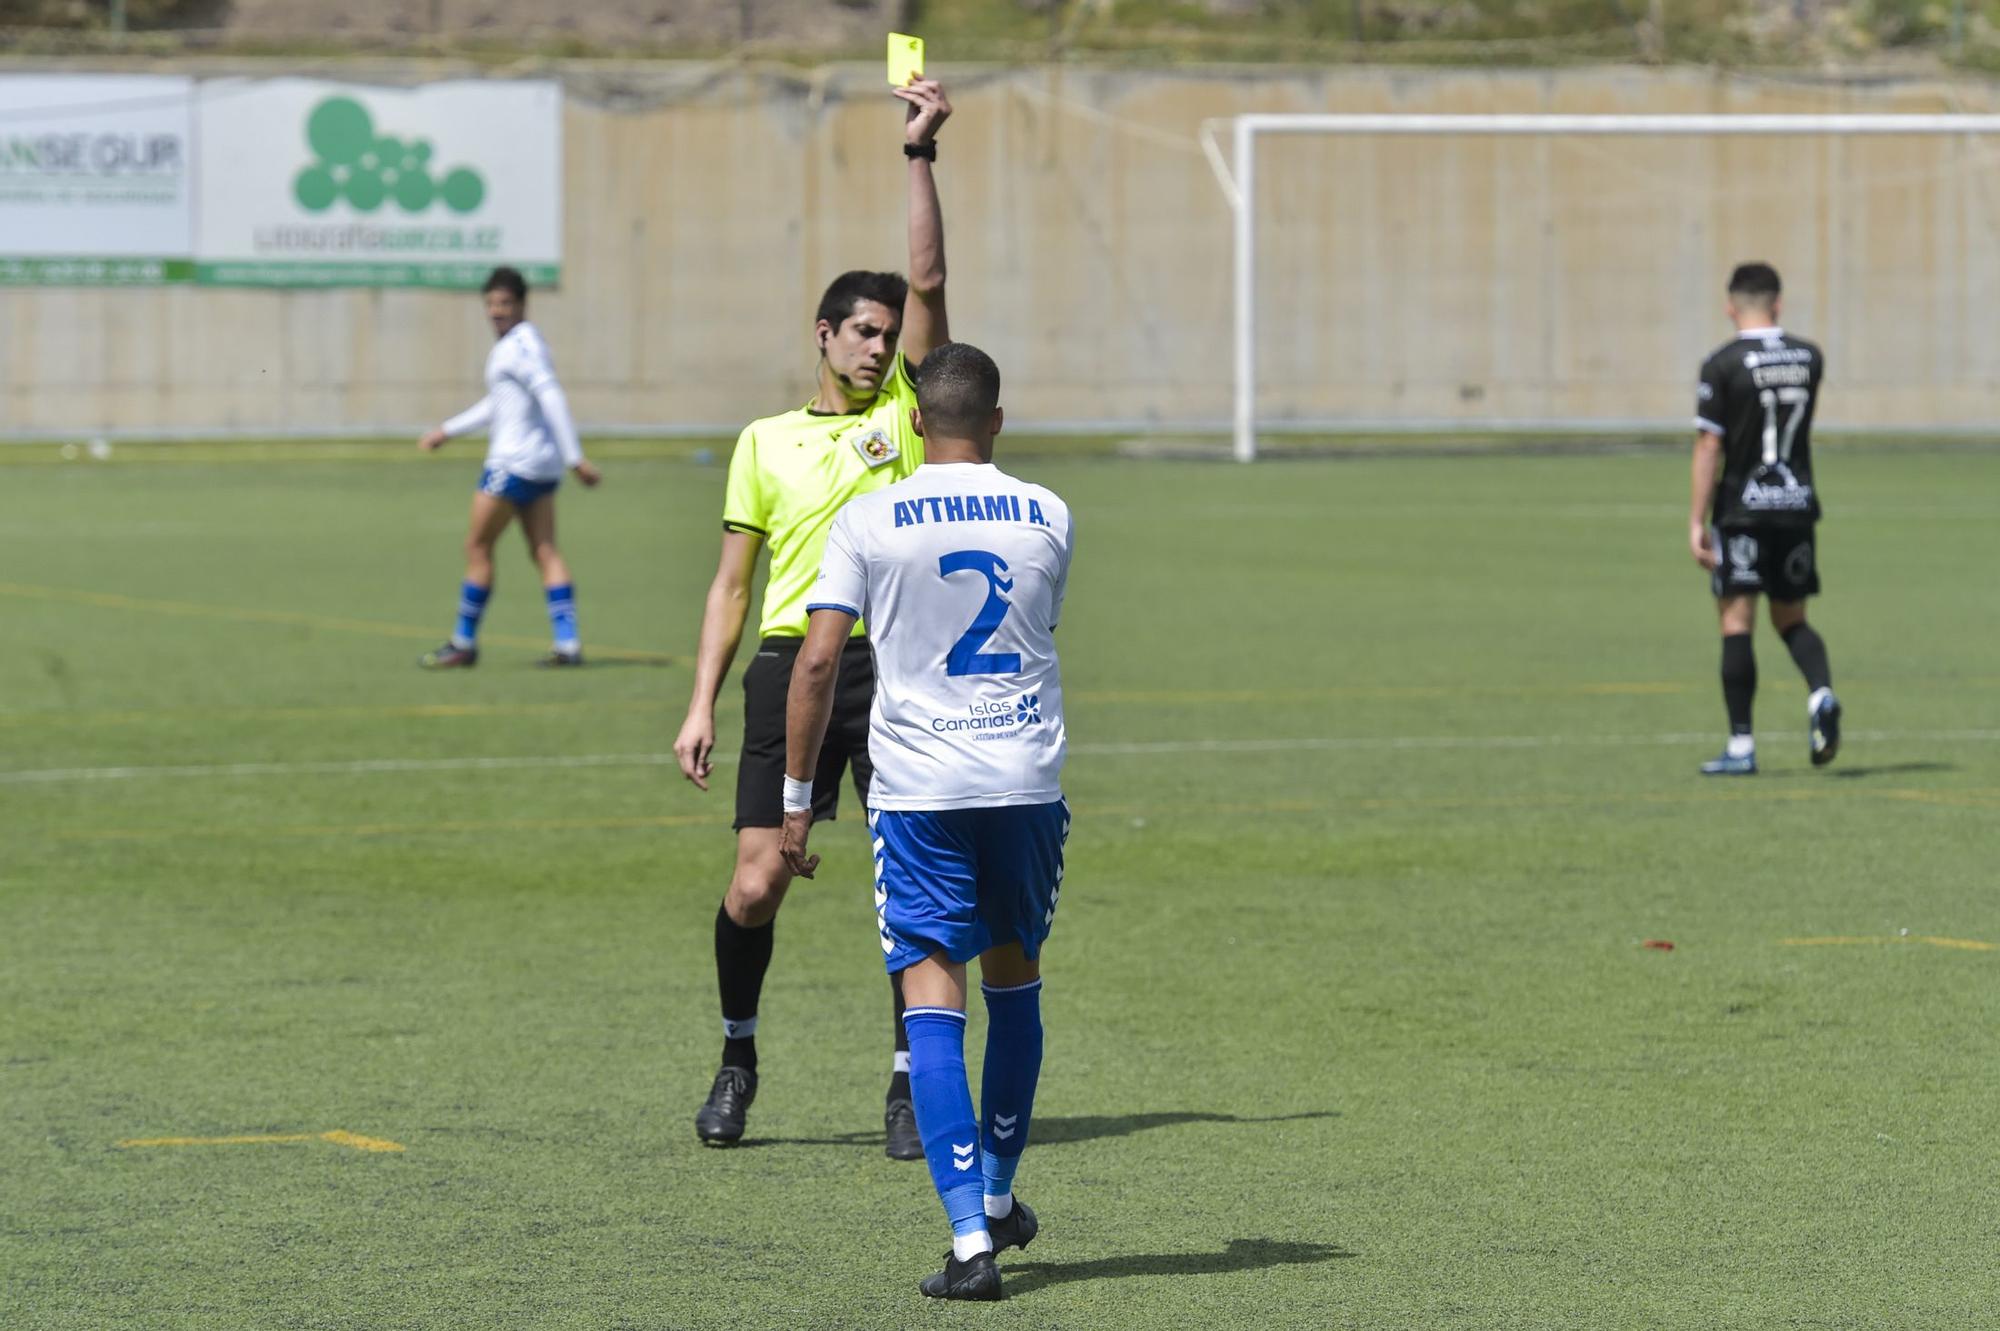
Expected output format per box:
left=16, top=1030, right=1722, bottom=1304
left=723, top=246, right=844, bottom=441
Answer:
left=477, top=467, right=559, bottom=508
left=870, top=800, right=1070, bottom=974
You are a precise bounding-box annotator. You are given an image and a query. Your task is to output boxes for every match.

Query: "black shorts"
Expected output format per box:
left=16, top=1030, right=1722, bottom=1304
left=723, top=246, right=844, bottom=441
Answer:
left=734, top=636, right=875, bottom=830
left=1711, top=524, right=1820, bottom=601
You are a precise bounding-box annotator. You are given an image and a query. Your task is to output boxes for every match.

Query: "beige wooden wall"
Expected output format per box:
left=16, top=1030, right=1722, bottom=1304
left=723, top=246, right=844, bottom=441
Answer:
left=7, top=61, right=1999, bottom=436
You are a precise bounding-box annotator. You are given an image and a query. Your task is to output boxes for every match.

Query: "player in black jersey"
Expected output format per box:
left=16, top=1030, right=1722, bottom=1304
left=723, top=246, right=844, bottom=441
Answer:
left=1687, top=263, right=1841, bottom=775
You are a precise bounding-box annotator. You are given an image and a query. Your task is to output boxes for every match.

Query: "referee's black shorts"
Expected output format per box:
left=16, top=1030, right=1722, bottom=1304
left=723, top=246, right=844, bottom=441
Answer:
left=733, top=636, right=875, bottom=830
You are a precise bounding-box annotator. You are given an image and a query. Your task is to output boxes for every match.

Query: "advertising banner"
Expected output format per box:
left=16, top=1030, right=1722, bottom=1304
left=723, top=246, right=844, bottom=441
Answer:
left=0, top=75, right=195, bottom=285
left=195, top=79, right=562, bottom=288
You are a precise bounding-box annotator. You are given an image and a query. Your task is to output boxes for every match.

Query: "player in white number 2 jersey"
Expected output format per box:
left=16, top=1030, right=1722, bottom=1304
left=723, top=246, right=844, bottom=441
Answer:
left=779, top=343, right=1072, bottom=1302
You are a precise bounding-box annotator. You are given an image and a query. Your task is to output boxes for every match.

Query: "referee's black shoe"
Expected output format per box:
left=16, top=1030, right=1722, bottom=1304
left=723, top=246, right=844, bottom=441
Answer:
left=695, top=1066, right=756, bottom=1147
left=919, top=1250, right=1003, bottom=1301
left=986, top=1197, right=1038, bottom=1254
left=884, top=1097, right=923, bottom=1160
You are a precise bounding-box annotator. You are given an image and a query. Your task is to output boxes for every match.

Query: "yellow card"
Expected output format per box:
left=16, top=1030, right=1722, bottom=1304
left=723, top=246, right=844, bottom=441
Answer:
left=887, top=33, right=924, bottom=87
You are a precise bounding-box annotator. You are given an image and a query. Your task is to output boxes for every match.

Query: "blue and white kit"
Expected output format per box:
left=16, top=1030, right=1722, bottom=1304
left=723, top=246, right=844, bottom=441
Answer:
left=810, top=461, right=1074, bottom=971
left=442, top=321, right=585, bottom=498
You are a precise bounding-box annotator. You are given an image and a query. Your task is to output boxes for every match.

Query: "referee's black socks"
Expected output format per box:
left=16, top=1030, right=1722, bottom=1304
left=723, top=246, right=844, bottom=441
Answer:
left=715, top=904, right=774, bottom=1072
left=1780, top=622, right=1833, bottom=694
left=1721, top=633, right=1757, bottom=738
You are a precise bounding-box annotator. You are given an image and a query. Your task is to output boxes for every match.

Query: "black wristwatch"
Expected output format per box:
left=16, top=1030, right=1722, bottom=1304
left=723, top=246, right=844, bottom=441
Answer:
left=903, top=141, right=936, bottom=161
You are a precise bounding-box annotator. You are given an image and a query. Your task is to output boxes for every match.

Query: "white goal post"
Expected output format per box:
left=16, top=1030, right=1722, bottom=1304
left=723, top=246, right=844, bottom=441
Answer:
left=1201, top=114, right=2000, bottom=462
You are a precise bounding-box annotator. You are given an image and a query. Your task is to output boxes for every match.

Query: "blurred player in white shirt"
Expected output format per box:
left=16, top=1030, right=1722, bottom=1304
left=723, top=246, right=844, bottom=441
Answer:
left=417, top=266, right=602, bottom=668
left=780, top=342, right=1073, bottom=1302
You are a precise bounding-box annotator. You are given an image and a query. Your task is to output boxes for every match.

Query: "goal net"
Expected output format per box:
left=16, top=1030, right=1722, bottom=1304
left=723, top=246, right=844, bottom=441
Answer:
left=1201, top=115, right=2000, bottom=461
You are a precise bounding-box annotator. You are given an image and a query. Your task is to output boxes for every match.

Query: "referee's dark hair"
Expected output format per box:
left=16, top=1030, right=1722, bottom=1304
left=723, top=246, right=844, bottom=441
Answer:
left=816, top=270, right=909, bottom=332
left=1728, top=262, right=1781, bottom=306
left=482, top=266, right=528, bottom=302
left=912, top=342, right=1001, bottom=439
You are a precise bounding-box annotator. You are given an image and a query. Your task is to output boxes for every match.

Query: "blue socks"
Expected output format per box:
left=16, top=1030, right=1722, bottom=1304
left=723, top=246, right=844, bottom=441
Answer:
left=545, top=583, right=578, bottom=654
left=902, top=1007, right=990, bottom=1258
left=980, top=979, right=1043, bottom=1211
left=449, top=582, right=580, bottom=654
left=451, top=581, right=491, bottom=649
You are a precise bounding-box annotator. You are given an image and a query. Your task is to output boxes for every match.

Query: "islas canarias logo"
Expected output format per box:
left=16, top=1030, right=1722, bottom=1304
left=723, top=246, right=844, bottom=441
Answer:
left=292, top=96, right=485, bottom=216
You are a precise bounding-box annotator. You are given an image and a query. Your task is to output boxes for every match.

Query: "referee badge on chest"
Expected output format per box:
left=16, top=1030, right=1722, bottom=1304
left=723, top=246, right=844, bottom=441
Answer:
left=848, top=427, right=899, bottom=469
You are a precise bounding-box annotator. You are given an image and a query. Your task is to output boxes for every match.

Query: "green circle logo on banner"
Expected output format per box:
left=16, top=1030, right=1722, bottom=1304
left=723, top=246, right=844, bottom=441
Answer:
left=306, top=97, right=373, bottom=166
left=294, top=96, right=488, bottom=216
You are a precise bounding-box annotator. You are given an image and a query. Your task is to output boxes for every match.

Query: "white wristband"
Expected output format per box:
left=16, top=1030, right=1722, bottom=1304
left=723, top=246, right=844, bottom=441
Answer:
left=781, top=775, right=814, bottom=814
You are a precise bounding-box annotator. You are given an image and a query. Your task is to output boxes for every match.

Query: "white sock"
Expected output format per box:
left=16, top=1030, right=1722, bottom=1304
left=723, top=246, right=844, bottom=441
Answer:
left=985, top=1192, right=1013, bottom=1219
left=951, top=1229, right=993, bottom=1261
left=1727, top=735, right=1756, bottom=759
left=1808, top=687, right=1833, bottom=713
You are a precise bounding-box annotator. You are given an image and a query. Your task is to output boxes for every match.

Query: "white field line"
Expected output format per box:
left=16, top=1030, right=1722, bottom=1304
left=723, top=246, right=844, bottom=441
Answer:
left=5, top=729, right=1999, bottom=786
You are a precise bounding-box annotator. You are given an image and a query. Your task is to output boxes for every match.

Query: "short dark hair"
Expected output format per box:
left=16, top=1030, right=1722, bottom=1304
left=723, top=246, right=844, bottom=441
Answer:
left=913, top=342, right=1001, bottom=438
left=1728, top=262, right=1781, bottom=304
left=482, top=266, right=528, bottom=302
left=816, top=270, right=908, bottom=332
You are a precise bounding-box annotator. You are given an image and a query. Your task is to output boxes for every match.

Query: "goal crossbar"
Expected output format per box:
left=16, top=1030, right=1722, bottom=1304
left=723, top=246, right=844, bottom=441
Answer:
left=1201, top=114, right=2000, bottom=461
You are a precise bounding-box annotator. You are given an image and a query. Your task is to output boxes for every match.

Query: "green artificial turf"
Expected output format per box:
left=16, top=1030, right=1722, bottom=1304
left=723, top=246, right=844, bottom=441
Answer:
left=2, top=442, right=1995, bottom=1329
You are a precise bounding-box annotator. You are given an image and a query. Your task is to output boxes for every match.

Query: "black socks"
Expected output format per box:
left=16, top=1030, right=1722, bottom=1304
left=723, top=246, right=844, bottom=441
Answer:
left=714, top=903, right=773, bottom=1072
left=713, top=907, right=917, bottom=1094
left=1721, top=633, right=1757, bottom=736
left=1780, top=622, right=1833, bottom=693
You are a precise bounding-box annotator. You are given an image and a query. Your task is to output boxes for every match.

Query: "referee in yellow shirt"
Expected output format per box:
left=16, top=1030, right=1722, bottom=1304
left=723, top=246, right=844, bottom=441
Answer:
left=673, top=76, right=952, bottom=1156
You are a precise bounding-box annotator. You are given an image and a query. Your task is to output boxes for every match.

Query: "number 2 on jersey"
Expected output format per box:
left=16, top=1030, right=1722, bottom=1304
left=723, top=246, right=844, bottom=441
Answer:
left=939, top=549, right=1022, bottom=677
left=1758, top=386, right=1810, bottom=464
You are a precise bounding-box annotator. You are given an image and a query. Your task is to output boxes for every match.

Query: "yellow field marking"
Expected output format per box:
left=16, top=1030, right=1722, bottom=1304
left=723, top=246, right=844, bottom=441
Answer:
left=1781, top=935, right=1996, bottom=952
left=317, top=1130, right=407, bottom=1152
left=0, top=698, right=675, bottom=730
left=1878, top=788, right=2000, bottom=810
left=117, top=1130, right=407, bottom=1152
left=0, top=581, right=673, bottom=665
left=63, top=811, right=731, bottom=843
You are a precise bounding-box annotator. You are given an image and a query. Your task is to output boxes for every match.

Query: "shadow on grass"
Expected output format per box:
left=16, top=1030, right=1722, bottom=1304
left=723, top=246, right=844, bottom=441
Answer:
left=534, top=654, right=675, bottom=670
left=740, top=1109, right=1338, bottom=1151
left=1762, top=761, right=1958, bottom=780
left=730, top=1132, right=878, bottom=1149
left=1004, top=1238, right=1356, bottom=1295
left=1033, top=1109, right=1339, bottom=1145
left=1827, top=762, right=1958, bottom=779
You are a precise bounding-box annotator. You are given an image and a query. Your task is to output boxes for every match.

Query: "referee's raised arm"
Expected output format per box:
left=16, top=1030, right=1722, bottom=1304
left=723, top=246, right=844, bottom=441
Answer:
left=895, top=77, right=951, bottom=369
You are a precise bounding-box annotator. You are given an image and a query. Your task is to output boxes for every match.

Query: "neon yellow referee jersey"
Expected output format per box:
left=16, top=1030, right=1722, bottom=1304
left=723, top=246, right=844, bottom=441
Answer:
left=722, top=354, right=923, bottom=639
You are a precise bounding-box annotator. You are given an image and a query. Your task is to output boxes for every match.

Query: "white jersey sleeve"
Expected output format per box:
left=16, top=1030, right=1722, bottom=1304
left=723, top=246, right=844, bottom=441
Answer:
left=1050, top=513, right=1075, bottom=631
left=442, top=395, right=494, bottom=439
left=810, top=507, right=870, bottom=621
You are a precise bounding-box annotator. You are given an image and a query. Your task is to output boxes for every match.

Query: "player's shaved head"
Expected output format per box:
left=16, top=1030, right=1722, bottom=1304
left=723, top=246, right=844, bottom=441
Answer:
left=912, top=342, right=1002, bottom=442
left=817, top=270, right=908, bottom=333
left=1728, top=262, right=1781, bottom=310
